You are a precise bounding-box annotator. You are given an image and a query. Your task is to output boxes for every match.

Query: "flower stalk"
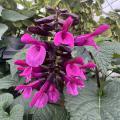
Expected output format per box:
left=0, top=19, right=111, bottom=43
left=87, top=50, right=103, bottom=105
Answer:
left=14, top=10, right=110, bottom=108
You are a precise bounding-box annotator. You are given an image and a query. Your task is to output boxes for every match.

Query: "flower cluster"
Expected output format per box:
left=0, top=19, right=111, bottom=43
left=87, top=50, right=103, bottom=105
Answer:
left=15, top=16, right=110, bottom=108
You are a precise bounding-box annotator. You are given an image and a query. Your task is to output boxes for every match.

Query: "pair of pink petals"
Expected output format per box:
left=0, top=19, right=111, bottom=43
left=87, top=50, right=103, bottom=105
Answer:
left=15, top=80, right=41, bottom=99
left=66, top=57, right=96, bottom=80
left=65, top=76, right=85, bottom=96
left=54, top=17, right=74, bottom=47
left=15, top=60, right=42, bottom=83
left=21, top=33, right=46, bottom=67
left=30, top=82, right=60, bottom=108
left=75, top=24, right=110, bottom=49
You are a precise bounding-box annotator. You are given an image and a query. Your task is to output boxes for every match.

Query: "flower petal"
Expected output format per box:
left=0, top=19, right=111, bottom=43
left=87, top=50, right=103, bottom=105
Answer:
left=34, top=93, right=48, bottom=108
left=26, top=45, right=46, bottom=67
left=62, top=17, right=73, bottom=32
left=29, top=92, right=40, bottom=107
left=81, top=61, right=96, bottom=69
left=85, top=37, right=99, bottom=49
left=54, top=31, right=74, bottom=47
left=79, top=69, right=86, bottom=80
left=48, top=85, right=60, bottom=103
left=66, top=63, right=81, bottom=76
left=22, top=87, right=32, bottom=99
left=73, top=57, right=84, bottom=64
left=19, top=67, right=32, bottom=82
left=66, top=82, right=78, bottom=96
left=21, top=33, right=39, bottom=44
left=91, top=24, right=110, bottom=36
left=14, top=60, right=27, bottom=67
left=15, top=85, right=26, bottom=91
left=74, top=34, right=90, bottom=45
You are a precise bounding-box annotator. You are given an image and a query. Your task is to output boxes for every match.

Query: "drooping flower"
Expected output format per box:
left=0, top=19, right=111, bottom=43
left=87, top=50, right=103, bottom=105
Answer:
left=19, top=66, right=32, bottom=83
left=14, top=13, right=110, bottom=109
left=29, top=81, right=49, bottom=108
left=66, top=57, right=96, bottom=80
left=54, top=17, right=74, bottom=47
left=15, top=80, right=41, bottom=99
left=21, top=33, right=46, bottom=67
left=75, top=24, right=110, bottom=49
left=65, top=76, right=85, bottom=96
left=15, top=60, right=42, bottom=83
left=47, top=84, right=60, bottom=103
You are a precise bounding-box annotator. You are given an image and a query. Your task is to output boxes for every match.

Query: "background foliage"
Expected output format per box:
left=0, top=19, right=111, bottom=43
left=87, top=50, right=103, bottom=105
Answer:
left=0, top=0, right=120, bottom=120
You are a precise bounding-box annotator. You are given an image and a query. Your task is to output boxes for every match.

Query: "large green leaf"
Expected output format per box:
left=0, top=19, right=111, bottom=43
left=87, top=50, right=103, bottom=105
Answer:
left=1, top=9, right=28, bottom=21
left=10, top=104, right=24, bottom=120
left=0, top=75, right=16, bottom=89
left=12, top=94, right=69, bottom=120
left=86, top=42, right=120, bottom=75
left=0, top=5, right=3, bottom=16
left=32, top=104, right=69, bottom=120
left=65, top=78, right=120, bottom=120
left=0, top=93, right=24, bottom=120
left=0, top=23, right=8, bottom=40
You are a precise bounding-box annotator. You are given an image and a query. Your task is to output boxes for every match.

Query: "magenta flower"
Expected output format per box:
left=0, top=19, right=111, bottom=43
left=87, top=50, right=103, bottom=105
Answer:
left=65, top=76, right=85, bottom=96
left=15, top=80, right=40, bottom=99
left=29, top=81, right=49, bottom=108
left=54, top=17, right=74, bottom=47
left=14, top=15, right=110, bottom=109
left=19, top=67, right=32, bottom=83
left=66, top=57, right=96, bottom=80
left=15, top=60, right=42, bottom=83
left=21, top=33, right=46, bottom=67
left=47, top=84, right=60, bottom=103
left=75, top=24, right=110, bottom=49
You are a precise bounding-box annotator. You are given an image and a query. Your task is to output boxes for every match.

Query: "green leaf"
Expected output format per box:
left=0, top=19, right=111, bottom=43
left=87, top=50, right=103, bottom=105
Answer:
left=65, top=78, right=120, bottom=120
left=0, top=23, right=8, bottom=40
left=86, top=42, right=120, bottom=75
left=13, top=94, right=69, bottom=120
left=0, top=93, right=24, bottom=120
left=7, top=49, right=26, bottom=78
left=0, top=75, right=16, bottom=89
left=32, top=104, right=69, bottom=120
left=0, top=50, right=26, bottom=90
left=0, top=5, right=3, bottom=16
left=0, top=93, right=13, bottom=107
left=1, top=9, right=28, bottom=21
left=10, top=104, right=24, bottom=120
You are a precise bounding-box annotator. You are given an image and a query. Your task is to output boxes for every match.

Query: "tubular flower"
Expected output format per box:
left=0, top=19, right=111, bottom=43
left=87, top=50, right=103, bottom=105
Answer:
left=14, top=15, right=110, bottom=109
left=66, top=57, right=96, bottom=80
left=15, top=80, right=41, bottom=99
left=65, top=76, right=85, bottom=96
left=54, top=17, right=74, bottom=47
left=47, top=84, right=60, bottom=103
left=15, top=60, right=43, bottom=83
left=75, top=24, right=110, bottom=49
left=21, top=33, right=46, bottom=67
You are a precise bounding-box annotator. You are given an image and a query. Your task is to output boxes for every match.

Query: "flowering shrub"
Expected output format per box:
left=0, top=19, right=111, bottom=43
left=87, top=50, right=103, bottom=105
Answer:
left=14, top=16, right=110, bottom=108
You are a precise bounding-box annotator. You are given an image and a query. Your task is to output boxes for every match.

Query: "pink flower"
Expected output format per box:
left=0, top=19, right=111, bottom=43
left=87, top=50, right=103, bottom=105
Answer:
left=65, top=76, right=85, bottom=96
left=15, top=80, right=40, bottom=99
left=54, top=17, right=74, bottom=47
left=15, top=60, right=42, bottom=83
left=19, top=67, right=32, bottom=83
left=29, top=81, right=49, bottom=108
left=91, top=24, right=110, bottom=36
left=66, top=57, right=96, bottom=80
left=75, top=24, right=110, bottom=49
left=47, top=84, right=60, bottom=103
left=21, top=33, right=46, bottom=67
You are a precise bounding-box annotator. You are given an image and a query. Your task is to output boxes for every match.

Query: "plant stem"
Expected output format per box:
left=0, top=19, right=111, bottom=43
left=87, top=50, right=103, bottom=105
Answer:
left=89, top=52, right=100, bottom=88
left=95, top=67, right=100, bottom=88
